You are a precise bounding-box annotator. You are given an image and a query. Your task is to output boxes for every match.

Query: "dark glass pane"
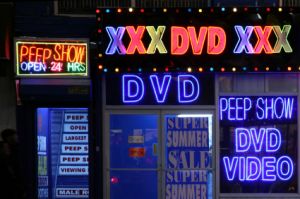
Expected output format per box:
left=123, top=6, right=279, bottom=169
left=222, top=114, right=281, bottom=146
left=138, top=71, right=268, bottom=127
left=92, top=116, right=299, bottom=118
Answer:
left=110, top=114, right=158, bottom=169
left=219, top=96, right=297, bottom=193
left=165, top=114, right=213, bottom=199
left=110, top=170, right=157, bottom=199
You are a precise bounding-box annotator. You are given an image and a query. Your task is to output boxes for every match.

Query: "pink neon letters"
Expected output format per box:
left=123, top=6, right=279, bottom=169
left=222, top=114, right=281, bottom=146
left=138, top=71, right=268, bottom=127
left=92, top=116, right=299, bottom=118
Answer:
left=171, top=26, right=226, bottom=55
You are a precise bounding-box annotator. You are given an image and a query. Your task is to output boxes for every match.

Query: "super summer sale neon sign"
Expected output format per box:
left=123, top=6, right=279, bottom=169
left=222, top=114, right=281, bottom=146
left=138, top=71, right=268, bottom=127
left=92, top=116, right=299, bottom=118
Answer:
left=105, top=25, right=292, bottom=55
left=219, top=97, right=296, bottom=182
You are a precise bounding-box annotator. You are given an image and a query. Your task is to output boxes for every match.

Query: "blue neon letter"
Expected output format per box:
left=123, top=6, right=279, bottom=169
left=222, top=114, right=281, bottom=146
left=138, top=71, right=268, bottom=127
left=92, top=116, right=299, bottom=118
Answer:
left=228, top=97, right=236, bottom=120
left=238, top=156, right=246, bottom=181
left=277, top=156, right=293, bottom=181
left=262, top=157, right=276, bottom=181
left=122, top=75, right=144, bottom=103
left=178, top=75, right=200, bottom=103
left=223, top=156, right=238, bottom=181
left=235, top=128, right=251, bottom=152
left=246, top=157, right=261, bottom=181
left=219, top=98, right=228, bottom=120
left=243, top=97, right=252, bottom=120
left=235, top=98, right=244, bottom=120
left=105, top=26, right=127, bottom=55
left=284, top=97, right=294, bottom=119
left=250, top=128, right=266, bottom=152
left=256, top=97, right=264, bottom=119
left=234, top=26, right=255, bottom=54
left=266, top=128, right=281, bottom=152
left=149, top=75, right=171, bottom=103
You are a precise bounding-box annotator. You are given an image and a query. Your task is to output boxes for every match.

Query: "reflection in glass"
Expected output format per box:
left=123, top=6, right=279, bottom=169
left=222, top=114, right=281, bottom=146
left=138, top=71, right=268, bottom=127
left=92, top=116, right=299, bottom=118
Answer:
left=109, top=114, right=159, bottom=199
left=110, top=114, right=158, bottom=169
left=110, top=170, right=157, bottom=199
left=165, top=114, right=213, bottom=199
left=219, top=96, right=298, bottom=193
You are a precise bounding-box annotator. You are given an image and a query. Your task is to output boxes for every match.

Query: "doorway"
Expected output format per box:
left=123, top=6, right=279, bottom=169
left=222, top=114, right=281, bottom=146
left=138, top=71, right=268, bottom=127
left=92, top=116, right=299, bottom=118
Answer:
left=104, top=110, right=214, bottom=199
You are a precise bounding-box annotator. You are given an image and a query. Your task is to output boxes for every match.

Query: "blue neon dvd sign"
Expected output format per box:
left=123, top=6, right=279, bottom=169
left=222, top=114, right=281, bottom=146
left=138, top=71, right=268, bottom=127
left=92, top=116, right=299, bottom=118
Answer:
left=122, top=74, right=200, bottom=103
left=219, top=96, right=297, bottom=192
left=105, top=73, right=214, bottom=105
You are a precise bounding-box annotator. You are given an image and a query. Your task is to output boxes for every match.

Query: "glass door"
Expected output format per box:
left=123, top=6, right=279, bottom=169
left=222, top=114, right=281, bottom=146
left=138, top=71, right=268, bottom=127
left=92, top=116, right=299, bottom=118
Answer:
left=105, top=112, right=160, bottom=199
left=105, top=111, right=214, bottom=199
left=163, top=113, right=214, bottom=199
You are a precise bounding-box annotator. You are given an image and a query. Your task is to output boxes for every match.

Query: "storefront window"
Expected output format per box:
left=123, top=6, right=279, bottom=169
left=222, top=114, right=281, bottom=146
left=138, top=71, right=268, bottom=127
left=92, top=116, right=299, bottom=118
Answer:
left=37, top=108, right=89, bottom=199
left=266, top=74, right=298, bottom=92
left=110, top=170, right=157, bottom=199
left=219, top=96, right=297, bottom=193
left=165, top=114, right=213, bottom=199
left=109, top=114, right=158, bottom=199
left=110, top=114, right=158, bottom=168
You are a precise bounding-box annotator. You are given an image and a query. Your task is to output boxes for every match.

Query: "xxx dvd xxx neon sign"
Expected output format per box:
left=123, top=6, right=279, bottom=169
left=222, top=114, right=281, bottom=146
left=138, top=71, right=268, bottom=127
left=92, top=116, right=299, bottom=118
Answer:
left=105, top=25, right=292, bottom=55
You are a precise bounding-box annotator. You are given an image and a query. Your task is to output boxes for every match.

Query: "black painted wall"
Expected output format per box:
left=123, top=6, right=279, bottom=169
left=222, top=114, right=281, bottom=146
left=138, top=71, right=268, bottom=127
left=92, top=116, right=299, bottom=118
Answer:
left=14, top=2, right=97, bottom=199
left=214, top=0, right=277, bottom=6
left=14, top=1, right=96, bottom=38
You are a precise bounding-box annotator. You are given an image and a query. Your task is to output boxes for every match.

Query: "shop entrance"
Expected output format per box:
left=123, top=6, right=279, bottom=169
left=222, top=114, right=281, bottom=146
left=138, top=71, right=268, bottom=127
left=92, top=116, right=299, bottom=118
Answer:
left=104, top=110, right=214, bottom=199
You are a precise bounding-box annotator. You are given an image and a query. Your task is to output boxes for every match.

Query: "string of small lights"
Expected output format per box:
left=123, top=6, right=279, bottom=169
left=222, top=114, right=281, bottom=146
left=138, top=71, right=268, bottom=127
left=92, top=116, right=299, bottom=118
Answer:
left=96, top=7, right=296, bottom=14
left=96, top=65, right=299, bottom=73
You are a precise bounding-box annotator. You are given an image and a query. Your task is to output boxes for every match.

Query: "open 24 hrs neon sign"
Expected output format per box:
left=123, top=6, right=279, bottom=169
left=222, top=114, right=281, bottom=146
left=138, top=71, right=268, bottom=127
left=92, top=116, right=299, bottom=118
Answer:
left=105, top=25, right=292, bottom=55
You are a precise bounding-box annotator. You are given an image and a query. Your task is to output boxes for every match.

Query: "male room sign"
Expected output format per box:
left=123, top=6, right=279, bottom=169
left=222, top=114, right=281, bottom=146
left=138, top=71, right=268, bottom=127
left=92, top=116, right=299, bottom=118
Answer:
left=219, top=96, right=297, bottom=193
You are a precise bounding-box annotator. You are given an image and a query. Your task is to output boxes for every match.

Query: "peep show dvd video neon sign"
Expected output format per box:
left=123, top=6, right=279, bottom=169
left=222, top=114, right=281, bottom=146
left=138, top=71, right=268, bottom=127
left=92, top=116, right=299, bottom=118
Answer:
left=15, top=39, right=88, bottom=77
left=98, top=9, right=300, bottom=72
left=219, top=96, right=297, bottom=184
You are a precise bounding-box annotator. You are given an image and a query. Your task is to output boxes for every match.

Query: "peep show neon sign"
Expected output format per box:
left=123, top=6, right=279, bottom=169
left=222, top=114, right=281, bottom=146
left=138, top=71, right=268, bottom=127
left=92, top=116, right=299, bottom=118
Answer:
left=15, top=39, right=88, bottom=77
left=219, top=96, right=296, bottom=182
left=105, top=25, right=292, bottom=55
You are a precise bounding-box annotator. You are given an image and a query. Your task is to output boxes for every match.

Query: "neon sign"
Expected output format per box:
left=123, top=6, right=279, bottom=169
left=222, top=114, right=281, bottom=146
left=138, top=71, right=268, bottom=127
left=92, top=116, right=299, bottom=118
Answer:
left=104, top=25, right=291, bottom=55
left=15, top=39, right=88, bottom=77
left=223, top=155, right=293, bottom=181
left=149, top=75, right=171, bottom=103
left=219, top=97, right=294, bottom=121
left=223, top=127, right=293, bottom=182
left=122, top=74, right=200, bottom=104
left=171, top=26, right=226, bottom=55
left=219, top=96, right=297, bottom=185
left=99, top=10, right=300, bottom=72
left=106, top=73, right=214, bottom=105
left=106, top=26, right=167, bottom=55
left=234, top=25, right=292, bottom=54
